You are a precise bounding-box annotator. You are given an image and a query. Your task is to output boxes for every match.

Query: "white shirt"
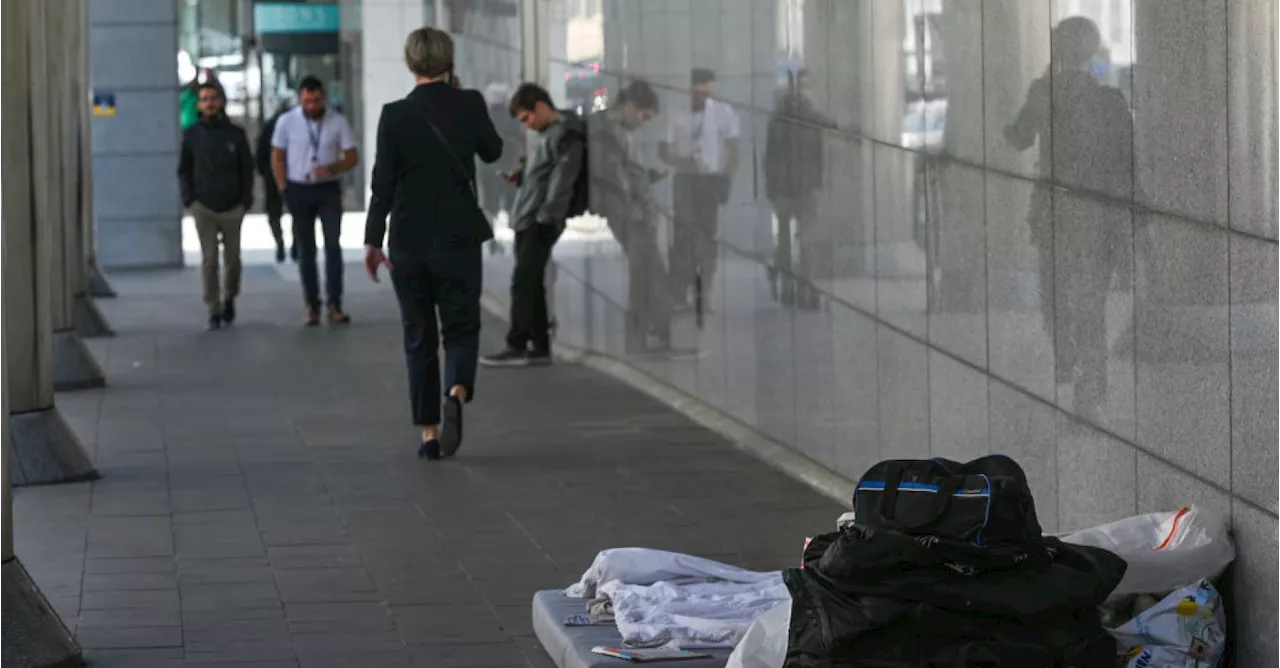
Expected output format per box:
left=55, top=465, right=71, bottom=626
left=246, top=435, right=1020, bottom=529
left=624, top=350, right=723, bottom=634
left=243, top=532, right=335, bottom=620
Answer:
left=665, top=98, right=741, bottom=174
left=270, top=106, right=357, bottom=184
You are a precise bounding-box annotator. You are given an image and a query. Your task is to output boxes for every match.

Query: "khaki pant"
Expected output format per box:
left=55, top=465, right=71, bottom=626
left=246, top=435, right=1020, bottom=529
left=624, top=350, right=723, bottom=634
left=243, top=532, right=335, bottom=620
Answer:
left=191, top=202, right=245, bottom=315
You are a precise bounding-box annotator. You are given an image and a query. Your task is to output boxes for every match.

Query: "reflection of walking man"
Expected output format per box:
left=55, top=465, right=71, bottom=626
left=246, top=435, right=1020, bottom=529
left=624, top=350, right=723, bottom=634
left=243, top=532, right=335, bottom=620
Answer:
left=257, top=102, right=295, bottom=263
left=1005, top=16, right=1132, bottom=419
left=591, top=81, right=673, bottom=353
left=659, top=68, right=741, bottom=309
left=178, top=82, right=253, bottom=330
left=765, top=69, right=826, bottom=310
left=271, top=76, right=360, bottom=326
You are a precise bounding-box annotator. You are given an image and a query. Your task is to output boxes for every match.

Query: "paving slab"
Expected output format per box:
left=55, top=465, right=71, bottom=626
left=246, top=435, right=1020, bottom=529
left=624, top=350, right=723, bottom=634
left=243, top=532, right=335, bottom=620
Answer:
left=13, top=265, right=843, bottom=666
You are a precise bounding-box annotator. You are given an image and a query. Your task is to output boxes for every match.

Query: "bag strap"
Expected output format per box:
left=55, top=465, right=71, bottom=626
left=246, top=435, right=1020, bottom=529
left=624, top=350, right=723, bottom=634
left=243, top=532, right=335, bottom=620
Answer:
left=876, top=462, right=962, bottom=534
left=410, top=97, right=478, bottom=201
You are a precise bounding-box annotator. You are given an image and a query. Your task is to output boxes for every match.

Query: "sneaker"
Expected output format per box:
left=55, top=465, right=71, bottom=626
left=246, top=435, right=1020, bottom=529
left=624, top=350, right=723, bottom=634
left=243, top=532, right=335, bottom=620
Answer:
left=208, top=314, right=222, bottom=331
left=440, top=396, right=464, bottom=457
left=222, top=298, right=236, bottom=325
left=480, top=349, right=533, bottom=367
left=418, top=439, right=442, bottom=461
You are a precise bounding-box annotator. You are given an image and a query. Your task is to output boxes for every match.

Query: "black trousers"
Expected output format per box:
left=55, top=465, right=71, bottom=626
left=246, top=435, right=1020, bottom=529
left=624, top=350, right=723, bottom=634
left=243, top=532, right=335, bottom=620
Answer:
left=669, top=173, right=723, bottom=303
left=506, top=224, right=562, bottom=353
left=285, top=181, right=344, bottom=309
left=263, top=177, right=285, bottom=245
left=390, top=247, right=483, bottom=427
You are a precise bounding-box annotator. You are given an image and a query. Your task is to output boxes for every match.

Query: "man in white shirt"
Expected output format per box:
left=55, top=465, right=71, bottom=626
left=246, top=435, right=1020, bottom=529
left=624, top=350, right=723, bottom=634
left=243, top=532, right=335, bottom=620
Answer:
left=658, top=68, right=741, bottom=310
left=271, top=75, right=359, bottom=326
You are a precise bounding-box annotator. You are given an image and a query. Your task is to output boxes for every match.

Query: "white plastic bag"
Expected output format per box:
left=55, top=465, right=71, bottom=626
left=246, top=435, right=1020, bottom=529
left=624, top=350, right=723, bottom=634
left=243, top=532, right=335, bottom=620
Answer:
left=1057, top=506, right=1234, bottom=598
left=725, top=601, right=791, bottom=668
left=1112, top=579, right=1227, bottom=668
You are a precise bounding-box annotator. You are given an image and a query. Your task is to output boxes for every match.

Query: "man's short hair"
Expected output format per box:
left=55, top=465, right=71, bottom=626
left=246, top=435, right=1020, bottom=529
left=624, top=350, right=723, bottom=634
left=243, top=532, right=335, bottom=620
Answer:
left=691, top=68, right=716, bottom=86
left=299, top=76, right=325, bottom=94
left=404, top=27, right=454, bottom=78
left=196, top=82, right=223, bottom=98
left=508, top=83, right=555, bottom=117
left=615, top=80, right=659, bottom=112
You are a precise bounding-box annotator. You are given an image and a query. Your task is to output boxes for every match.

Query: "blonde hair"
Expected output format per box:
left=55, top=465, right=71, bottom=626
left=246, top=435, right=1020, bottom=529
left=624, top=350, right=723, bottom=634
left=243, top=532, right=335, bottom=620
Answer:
left=404, top=27, right=454, bottom=78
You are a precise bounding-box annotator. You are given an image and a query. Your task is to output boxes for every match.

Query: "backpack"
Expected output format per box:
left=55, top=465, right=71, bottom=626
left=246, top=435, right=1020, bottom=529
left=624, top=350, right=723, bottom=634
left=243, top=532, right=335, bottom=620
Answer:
left=563, top=112, right=590, bottom=218
left=853, top=455, right=1042, bottom=547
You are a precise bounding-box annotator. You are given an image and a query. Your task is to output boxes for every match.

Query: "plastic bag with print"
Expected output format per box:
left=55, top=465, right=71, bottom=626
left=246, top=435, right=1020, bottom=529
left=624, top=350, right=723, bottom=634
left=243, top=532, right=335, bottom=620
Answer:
left=1112, top=579, right=1226, bottom=668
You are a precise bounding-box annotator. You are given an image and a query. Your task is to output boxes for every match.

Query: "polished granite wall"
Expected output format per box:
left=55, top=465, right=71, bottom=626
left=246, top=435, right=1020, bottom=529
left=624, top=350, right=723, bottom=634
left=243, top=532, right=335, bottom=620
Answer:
left=442, top=1, right=1277, bottom=663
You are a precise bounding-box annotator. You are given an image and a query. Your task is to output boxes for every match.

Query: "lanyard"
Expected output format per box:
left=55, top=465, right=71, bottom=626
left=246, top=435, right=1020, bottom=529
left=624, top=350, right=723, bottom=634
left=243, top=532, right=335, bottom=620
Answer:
left=306, top=116, right=324, bottom=161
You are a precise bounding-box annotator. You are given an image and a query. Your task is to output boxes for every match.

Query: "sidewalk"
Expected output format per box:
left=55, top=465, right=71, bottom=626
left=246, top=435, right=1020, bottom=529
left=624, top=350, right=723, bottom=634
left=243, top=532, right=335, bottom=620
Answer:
left=13, top=264, right=841, bottom=668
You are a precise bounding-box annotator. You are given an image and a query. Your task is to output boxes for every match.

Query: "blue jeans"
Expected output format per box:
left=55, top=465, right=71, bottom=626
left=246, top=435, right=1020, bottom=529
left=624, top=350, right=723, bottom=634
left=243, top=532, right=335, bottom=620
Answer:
left=285, top=181, right=344, bottom=309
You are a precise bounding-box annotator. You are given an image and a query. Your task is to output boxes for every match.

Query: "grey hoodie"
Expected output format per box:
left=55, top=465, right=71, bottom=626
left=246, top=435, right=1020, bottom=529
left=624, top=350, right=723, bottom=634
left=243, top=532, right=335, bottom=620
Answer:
left=510, top=111, right=587, bottom=232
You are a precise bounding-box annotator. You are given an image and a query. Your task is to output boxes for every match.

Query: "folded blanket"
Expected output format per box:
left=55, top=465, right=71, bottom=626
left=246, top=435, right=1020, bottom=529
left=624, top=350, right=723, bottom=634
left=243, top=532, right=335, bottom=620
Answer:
left=565, top=548, right=789, bottom=649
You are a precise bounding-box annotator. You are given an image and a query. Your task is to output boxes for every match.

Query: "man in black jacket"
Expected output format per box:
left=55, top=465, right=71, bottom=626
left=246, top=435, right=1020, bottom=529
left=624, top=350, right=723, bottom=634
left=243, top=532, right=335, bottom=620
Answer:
left=179, top=82, right=254, bottom=330
left=364, top=27, right=503, bottom=460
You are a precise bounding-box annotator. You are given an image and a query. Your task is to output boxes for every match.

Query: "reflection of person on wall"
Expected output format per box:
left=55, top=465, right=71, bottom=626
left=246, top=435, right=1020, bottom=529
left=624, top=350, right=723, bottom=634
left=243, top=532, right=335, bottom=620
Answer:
left=1005, top=16, right=1132, bottom=419
left=592, top=81, right=674, bottom=353
left=659, top=68, right=741, bottom=310
left=765, top=69, right=826, bottom=311
left=257, top=101, right=296, bottom=263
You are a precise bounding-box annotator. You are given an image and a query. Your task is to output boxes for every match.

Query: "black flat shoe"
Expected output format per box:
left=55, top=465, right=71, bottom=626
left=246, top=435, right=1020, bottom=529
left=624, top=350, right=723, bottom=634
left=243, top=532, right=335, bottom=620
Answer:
left=222, top=299, right=236, bottom=325
left=418, top=439, right=442, bottom=461
left=441, top=397, right=463, bottom=458
left=208, top=314, right=222, bottom=330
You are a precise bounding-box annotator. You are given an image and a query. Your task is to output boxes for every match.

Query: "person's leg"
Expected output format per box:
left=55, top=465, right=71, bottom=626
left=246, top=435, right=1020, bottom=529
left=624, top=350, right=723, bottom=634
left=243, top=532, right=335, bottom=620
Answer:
left=773, top=202, right=794, bottom=303
left=318, top=184, right=347, bottom=320
left=693, top=175, right=723, bottom=299
left=390, top=261, right=443, bottom=458
left=503, top=228, right=536, bottom=351
left=264, top=180, right=285, bottom=261
left=634, top=220, right=672, bottom=346
left=527, top=225, right=562, bottom=354
left=219, top=207, right=245, bottom=323
left=192, top=204, right=222, bottom=326
left=668, top=175, right=697, bottom=304
left=435, top=246, right=483, bottom=456
left=288, top=186, right=322, bottom=319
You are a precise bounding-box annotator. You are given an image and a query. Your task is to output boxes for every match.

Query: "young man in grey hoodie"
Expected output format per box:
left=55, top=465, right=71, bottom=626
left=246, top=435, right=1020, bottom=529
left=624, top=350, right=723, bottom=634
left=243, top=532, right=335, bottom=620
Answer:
left=481, top=83, right=587, bottom=367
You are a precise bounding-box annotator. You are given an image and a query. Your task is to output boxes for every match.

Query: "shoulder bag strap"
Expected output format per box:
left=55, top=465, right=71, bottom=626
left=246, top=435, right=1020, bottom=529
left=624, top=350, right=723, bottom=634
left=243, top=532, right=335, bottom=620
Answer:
left=411, top=97, right=478, bottom=201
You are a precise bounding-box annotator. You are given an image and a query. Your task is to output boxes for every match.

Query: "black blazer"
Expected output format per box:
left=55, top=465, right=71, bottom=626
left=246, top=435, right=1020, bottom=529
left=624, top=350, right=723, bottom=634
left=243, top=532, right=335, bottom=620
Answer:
left=364, top=82, right=504, bottom=259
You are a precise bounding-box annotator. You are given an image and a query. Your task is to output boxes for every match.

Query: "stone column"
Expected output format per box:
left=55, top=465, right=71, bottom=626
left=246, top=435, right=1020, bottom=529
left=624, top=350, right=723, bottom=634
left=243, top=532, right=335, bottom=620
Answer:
left=5, top=0, right=97, bottom=487
left=1, top=259, right=83, bottom=668
left=34, top=0, right=106, bottom=391
left=0, top=2, right=85, bottom=660
left=88, top=0, right=183, bottom=270
left=69, top=0, right=115, bottom=336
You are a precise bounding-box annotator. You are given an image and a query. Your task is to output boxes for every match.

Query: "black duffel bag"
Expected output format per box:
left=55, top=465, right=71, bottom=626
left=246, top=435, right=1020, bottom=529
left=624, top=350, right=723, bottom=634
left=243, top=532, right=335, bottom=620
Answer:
left=853, top=455, right=1042, bottom=547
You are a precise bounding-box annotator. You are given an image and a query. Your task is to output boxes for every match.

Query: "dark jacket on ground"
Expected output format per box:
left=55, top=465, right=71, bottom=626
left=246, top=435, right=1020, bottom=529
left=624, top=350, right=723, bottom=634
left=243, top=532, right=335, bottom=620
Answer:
left=509, top=111, right=586, bottom=232
left=179, top=115, right=254, bottom=212
left=364, top=82, right=504, bottom=260
left=784, top=525, right=1126, bottom=667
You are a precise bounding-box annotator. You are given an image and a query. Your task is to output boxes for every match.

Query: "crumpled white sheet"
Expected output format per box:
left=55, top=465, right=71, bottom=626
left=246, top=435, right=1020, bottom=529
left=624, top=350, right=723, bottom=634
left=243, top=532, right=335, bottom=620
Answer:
left=565, top=548, right=789, bottom=649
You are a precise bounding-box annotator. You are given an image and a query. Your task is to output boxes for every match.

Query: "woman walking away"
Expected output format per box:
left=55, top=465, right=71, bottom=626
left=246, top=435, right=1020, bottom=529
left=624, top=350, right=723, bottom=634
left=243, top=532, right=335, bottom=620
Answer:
left=363, top=27, right=503, bottom=461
